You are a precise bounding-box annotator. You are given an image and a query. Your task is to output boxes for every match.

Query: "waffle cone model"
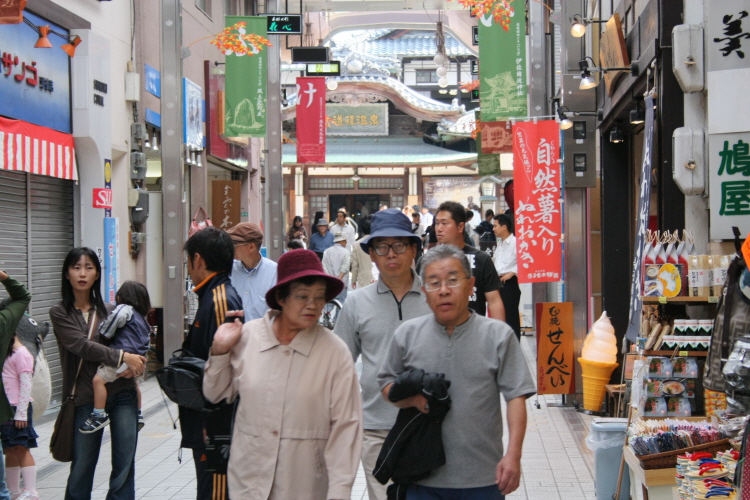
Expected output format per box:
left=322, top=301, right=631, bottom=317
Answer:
left=578, top=357, right=618, bottom=411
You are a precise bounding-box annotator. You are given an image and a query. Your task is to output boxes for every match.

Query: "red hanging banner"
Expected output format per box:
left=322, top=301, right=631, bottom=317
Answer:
left=512, top=120, right=562, bottom=283
left=295, top=77, right=326, bottom=164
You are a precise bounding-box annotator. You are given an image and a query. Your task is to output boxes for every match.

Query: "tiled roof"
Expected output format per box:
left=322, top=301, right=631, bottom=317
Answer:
left=331, top=30, right=473, bottom=58
left=283, top=138, right=477, bottom=165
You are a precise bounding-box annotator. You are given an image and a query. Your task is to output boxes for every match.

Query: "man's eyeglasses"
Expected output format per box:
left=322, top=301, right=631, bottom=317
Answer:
left=372, top=241, right=408, bottom=256
left=423, top=277, right=470, bottom=292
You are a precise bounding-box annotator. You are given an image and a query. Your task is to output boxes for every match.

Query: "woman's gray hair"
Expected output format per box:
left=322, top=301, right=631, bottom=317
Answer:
left=419, top=245, right=472, bottom=282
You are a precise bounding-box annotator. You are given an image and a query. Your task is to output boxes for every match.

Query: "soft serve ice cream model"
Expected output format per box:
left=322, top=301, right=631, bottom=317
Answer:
left=578, top=312, right=619, bottom=411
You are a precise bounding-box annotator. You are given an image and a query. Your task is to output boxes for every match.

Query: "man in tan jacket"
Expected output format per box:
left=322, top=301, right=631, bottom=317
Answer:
left=351, top=216, right=375, bottom=289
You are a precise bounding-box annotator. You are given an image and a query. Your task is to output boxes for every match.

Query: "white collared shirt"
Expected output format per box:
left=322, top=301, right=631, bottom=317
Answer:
left=493, top=233, right=518, bottom=275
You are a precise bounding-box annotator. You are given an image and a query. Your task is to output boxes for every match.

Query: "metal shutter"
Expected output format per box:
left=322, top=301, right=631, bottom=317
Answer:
left=0, top=171, right=28, bottom=281
left=28, top=174, right=74, bottom=408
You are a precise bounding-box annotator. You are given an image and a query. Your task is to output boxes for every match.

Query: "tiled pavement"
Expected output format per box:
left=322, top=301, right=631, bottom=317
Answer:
left=33, top=334, right=597, bottom=499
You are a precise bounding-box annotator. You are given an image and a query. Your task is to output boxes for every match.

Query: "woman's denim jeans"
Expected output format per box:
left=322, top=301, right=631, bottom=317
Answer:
left=65, top=387, right=138, bottom=500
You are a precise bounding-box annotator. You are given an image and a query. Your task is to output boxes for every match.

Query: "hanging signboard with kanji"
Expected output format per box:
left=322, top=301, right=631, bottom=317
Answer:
left=707, top=0, right=750, bottom=72
left=478, top=1, right=527, bottom=121
left=709, top=133, right=750, bottom=239
left=224, top=16, right=267, bottom=138
left=512, top=120, right=562, bottom=283
left=295, top=76, right=326, bottom=163
left=536, top=302, right=575, bottom=395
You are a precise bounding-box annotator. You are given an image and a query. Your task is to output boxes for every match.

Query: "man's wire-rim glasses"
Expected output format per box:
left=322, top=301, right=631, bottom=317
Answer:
left=423, top=277, right=471, bottom=292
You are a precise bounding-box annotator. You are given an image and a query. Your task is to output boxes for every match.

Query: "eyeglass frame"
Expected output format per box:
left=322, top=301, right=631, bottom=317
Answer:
left=370, top=240, right=411, bottom=256
left=423, top=276, right=471, bottom=293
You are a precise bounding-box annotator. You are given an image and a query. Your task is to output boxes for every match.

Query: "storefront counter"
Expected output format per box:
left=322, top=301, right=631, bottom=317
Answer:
left=623, top=446, right=676, bottom=500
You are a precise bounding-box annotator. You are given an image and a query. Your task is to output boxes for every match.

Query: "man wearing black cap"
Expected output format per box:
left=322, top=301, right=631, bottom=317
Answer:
left=334, top=209, right=432, bottom=500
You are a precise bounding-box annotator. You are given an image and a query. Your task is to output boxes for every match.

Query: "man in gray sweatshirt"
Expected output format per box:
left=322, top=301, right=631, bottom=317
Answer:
left=334, top=209, right=431, bottom=500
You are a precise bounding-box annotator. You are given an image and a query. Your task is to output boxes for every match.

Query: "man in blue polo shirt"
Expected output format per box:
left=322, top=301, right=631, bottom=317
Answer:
left=227, top=222, right=278, bottom=321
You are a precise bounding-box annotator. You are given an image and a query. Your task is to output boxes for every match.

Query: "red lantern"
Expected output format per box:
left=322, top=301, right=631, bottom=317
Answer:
left=0, top=0, right=27, bottom=25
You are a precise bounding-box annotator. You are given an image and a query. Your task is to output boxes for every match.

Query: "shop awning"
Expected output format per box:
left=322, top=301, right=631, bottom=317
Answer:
left=0, top=116, right=78, bottom=182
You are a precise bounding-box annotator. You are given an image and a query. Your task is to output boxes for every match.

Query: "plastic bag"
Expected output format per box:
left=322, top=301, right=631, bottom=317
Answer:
left=585, top=429, right=626, bottom=451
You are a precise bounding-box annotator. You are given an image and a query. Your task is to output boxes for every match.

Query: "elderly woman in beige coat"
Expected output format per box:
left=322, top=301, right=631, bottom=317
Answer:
left=203, top=249, right=363, bottom=500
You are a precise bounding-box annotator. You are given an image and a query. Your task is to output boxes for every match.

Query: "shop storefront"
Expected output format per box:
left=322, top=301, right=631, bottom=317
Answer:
left=0, top=10, right=79, bottom=407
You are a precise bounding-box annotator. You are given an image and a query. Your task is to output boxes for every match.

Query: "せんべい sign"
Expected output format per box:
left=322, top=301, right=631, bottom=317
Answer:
left=536, top=302, right=575, bottom=395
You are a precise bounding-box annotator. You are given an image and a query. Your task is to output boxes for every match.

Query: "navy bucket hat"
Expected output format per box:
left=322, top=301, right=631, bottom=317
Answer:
left=360, top=208, right=422, bottom=253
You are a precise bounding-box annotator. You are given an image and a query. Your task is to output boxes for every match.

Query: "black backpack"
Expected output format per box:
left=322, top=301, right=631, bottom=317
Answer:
left=156, top=349, right=207, bottom=411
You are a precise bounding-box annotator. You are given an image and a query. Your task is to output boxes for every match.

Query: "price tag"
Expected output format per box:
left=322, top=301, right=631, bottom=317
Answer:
left=708, top=296, right=719, bottom=303
left=679, top=351, right=689, bottom=356
left=659, top=297, right=667, bottom=304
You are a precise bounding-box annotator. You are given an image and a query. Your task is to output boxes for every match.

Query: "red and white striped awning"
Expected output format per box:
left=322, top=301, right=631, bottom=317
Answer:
left=0, top=116, right=78, bottom=182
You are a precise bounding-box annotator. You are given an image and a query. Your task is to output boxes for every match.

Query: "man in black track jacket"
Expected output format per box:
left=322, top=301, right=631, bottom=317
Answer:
left=181, top=227, right=243, bottom=500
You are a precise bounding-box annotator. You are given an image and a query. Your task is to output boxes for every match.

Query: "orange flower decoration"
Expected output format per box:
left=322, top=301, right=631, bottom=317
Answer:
left=210, top=22, right=272, bottom=56
left=449, top=0, right=516, bottom=32
left=470, top=119, right=481, bottom=140
left=459, top=80, right=480, bottom=92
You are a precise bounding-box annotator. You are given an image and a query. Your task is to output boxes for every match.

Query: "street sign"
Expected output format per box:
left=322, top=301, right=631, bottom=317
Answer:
left=306, top=62, right=341, bottom=76
left=472, top=26, right=479, bottom=45
left=470, top=59, right=478, bottom=75
left=93, top=188, right=113, bottom=209
left=265, top=14, right=302, bottom=34
left=291, top=47, right=330, bottom=63
left=471, top=89, right=479, bottom=102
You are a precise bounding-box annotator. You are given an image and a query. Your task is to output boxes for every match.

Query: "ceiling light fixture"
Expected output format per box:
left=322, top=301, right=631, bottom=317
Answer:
left=610, top=123, right=624, bottom=143
left=630, top=105, right=645, bottom=124
left=350, top=168, right=361, bottom=182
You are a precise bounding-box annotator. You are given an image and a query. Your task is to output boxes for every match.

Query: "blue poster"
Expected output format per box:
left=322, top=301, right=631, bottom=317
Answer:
left=103, top=217, right=120, bottom=304
left=0, top=11, right=71, bottom=133
left=144, top=64, right=160, bottom=97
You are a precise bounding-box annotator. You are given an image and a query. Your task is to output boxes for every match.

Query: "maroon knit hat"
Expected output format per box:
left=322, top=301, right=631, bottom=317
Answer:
left=265, top=249, right=344, bottom=310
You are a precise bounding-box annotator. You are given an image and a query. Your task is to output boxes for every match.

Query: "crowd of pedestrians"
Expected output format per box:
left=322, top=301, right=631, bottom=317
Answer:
left=0, top=197, right=528, bottom=500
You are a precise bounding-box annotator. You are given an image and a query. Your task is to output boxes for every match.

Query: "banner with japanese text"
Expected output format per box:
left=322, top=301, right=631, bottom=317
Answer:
left=478, top=1, right=527, bottom=122
left=512, top=120, right=562, bottom=283
left=536, top=302, right=575, bottom=395
left=295, top=77, right=327, bottom=163
left=224, top=16, right=267, bottom=138
left=481, top=121, right=513, bottom=154
left=626, top=95, right=655, bottom=342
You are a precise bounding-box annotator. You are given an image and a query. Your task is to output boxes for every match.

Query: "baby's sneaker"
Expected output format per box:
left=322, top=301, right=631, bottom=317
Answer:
left=80, top=412, right=109, bottom=433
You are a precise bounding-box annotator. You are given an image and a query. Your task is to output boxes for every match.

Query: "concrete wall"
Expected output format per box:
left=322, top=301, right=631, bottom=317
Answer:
left=44, top=1, right=135, bottom=282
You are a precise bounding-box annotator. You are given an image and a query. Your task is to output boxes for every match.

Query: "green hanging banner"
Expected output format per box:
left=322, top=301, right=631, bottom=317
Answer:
left=478, top=2, right=527, bottom=121
left=224, top=16, right=267, bottom=137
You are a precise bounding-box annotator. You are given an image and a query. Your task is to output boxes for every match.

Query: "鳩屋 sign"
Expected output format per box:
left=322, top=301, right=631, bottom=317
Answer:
left=710, top=133, right=750, bottom=239
left=0, top=11, right=71, bottom=133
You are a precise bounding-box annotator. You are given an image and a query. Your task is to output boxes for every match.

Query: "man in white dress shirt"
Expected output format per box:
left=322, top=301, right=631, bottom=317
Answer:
left=493, top=213, right=521, bottom=339
left=323, top=232, right=351, bottom=303
left=331, top=210, right=356, bottom=252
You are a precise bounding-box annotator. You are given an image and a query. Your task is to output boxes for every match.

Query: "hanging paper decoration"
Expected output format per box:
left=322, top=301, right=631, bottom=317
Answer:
left=210, top=22, right=271, bottom=56
left=448, top=0, right=514, bottom=31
